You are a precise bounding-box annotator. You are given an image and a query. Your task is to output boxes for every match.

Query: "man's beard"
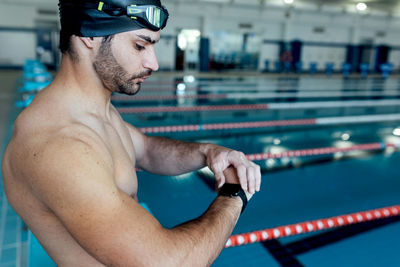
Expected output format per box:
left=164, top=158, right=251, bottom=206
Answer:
left=93, top=40, right=151, bottom=96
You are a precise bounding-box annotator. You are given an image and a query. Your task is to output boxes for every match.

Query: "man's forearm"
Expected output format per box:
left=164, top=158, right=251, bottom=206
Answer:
left=139, top=136, right=210, bottom=175
left=167, top=196, right=242, bottom=267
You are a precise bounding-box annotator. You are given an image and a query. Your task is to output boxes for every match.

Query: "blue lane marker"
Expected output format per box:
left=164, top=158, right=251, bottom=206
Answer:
left=380, top=142, right=386, bottom=150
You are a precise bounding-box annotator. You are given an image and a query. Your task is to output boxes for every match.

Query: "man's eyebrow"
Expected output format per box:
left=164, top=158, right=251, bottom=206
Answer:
left=136, top=34, right=158, bottom=44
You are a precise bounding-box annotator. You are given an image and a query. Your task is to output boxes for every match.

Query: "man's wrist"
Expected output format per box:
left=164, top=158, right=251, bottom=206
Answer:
left=199, top=143, right=213, bottom=164
left=199, top=142, right=212, bottom=154
left=217, top=195, right=243, bottom=212
left=218, top=183, right=248, bottom=213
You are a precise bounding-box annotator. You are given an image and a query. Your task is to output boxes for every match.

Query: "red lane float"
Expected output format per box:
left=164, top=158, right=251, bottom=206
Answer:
left=138, top=114, right=400, bottom=134
left=139, top=86, right=400, bottom=92
left=135, top=142, right=396, bottom=172
left=118, top=104, right=269, bottom=114
left=246, top=142, right=391, bottom=161
left=112, top=90, right=400, bottom=101
left=117, top=100, right=400, bottom=114
left=112, top=94, right=227, bottom=101
left=139, top=119, right=317, bottom=133
left=225, top=205, right=400, bottom=248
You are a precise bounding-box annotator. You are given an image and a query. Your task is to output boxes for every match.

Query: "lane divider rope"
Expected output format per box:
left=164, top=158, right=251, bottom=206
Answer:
left=139, top=85, right=400, bottom=92
left=136, top=142, right=398, bottom=172
left=138, top=113, right=400, bottom=134
left=142, top=78, right=398, bottom=87
left=112, top=94, right=227, bottom=101
left=119, top=104, right=269, bottom=114
left=112, top=90, right=400, bottom=101
left=139, top=119, right=317, bottom=133
left=225, top=205, right=400, bottom=248
left=118, top=99, right=400, bottom=114
left=245, top=142, right=395, bottom=161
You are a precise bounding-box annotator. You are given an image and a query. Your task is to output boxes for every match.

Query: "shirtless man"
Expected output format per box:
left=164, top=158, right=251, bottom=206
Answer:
left=2, top=0, right=261, bottom=266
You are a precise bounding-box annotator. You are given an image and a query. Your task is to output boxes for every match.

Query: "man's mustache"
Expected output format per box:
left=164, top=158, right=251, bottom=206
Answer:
left=130, top=70, right=152, bottom=81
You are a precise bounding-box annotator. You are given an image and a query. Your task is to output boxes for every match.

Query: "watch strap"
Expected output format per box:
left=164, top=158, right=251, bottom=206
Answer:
left=218, top=183, right=248, bottom=214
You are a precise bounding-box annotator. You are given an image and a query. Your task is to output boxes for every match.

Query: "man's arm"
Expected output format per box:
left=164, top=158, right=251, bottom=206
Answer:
left=139, top=135, right=210, bottom=175
left=125, top=123, right=261, bottom=193
left=29, top=135, right=251, bottom=266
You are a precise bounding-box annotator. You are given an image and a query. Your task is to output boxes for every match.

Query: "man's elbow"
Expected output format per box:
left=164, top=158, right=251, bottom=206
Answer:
left=100, top=231, right=195, bottom=267
left=161, top=229, right=213, bottom=267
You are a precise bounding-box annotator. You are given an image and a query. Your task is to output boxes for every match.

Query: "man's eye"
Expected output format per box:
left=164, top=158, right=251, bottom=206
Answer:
left=136, top=44, right=145, bottom=51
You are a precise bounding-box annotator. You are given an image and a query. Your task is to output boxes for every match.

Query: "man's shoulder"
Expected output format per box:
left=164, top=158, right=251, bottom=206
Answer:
left=8, top=119, right=112, bottom=178
left=109, top=104, right=132, bottom=129
left=109, top=103, right=142, bottom=137
left=14, top=112, right=100, bottom=147
left=4, top=123, right=116, bottom=216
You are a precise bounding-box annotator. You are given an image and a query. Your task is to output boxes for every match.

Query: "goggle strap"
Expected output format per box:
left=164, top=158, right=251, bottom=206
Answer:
left=61, top=2, right=113, bottom=10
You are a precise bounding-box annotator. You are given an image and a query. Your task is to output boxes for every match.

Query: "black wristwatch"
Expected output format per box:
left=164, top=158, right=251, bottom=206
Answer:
left=218, top=183, right=248, bottom=214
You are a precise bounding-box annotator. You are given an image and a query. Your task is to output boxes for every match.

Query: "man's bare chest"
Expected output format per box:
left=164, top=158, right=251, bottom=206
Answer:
left=104, top=124, right=138, bottom=199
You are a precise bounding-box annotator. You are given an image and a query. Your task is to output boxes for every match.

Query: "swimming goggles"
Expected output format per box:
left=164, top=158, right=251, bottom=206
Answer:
left=97, top=2, right=169, bottom=31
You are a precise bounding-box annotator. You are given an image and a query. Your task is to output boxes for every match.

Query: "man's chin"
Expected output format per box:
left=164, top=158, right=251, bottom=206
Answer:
left=123, top=84, right=141, bottom=96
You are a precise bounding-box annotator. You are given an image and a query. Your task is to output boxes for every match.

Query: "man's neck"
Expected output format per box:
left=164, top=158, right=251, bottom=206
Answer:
left=52, top=55, right=114, bottom=120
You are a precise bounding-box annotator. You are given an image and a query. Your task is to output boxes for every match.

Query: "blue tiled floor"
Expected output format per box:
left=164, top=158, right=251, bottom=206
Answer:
left=0, top=199, right=23, bottom=267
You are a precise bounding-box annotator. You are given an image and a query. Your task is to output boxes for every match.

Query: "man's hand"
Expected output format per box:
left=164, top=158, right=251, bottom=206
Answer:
left=221, top=167, right=254, bottom=201
left=206, top=145, right=261, bottom=194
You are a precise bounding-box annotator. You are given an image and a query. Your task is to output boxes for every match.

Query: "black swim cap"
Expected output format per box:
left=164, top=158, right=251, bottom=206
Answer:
left=59, top=0, right=168, bottom=37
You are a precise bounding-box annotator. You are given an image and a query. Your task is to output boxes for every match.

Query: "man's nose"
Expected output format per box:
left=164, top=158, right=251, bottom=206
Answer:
left=143, top=48, right=159, bottom=72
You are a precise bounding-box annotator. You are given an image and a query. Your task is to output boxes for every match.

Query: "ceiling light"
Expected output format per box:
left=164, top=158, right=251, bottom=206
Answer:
left=283, top=0, right=294, bottom=4
left=356, top=2, right=367, bottom=11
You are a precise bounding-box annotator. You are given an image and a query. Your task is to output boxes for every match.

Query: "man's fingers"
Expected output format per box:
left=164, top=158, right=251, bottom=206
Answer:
left=213, top=171, right=225, bottom=189
left=229, top=151, right=246, bottom=166
left=218, top=175, right=225, bottom=188
left=255, top=165, right=261, bottom=192
left=211, top=162, right=226, bottom=189
left=247, top=167, right=255, bottom=194
left=236, top=165, right=247, bottom=191
left=228, top=152, right=261, bottom=194
left=210, top=149, right=262, bottom=193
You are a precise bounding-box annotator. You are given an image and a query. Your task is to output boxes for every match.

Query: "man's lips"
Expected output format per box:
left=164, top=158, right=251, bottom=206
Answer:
left=138, top=76, right=151, bottom=83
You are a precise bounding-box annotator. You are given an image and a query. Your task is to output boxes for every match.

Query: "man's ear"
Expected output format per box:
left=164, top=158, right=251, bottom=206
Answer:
left=79, top=37, right=96, bottom=49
